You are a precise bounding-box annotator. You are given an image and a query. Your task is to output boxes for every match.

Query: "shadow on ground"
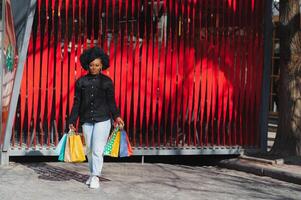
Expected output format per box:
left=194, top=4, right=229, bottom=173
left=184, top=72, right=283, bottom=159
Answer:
left=10, top=155, right=238, bottom=166
left=21, top=163, right=110, bottom=183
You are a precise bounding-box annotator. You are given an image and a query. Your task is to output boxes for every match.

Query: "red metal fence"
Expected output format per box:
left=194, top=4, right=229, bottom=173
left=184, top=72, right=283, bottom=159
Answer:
left=11, top=0, right=265, bottom=150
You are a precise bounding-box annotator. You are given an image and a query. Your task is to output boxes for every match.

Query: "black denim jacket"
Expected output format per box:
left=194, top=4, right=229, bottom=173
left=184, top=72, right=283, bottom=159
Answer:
left=69, top=73, right=120, bottom=125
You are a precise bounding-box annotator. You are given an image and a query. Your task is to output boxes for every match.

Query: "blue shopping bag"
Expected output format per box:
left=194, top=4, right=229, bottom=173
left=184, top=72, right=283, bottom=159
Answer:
left=119, top=130, right=129, bottom=157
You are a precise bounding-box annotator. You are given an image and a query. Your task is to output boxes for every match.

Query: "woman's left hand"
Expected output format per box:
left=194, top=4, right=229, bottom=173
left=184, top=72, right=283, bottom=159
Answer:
left=114, top=117, right=124, bottom=128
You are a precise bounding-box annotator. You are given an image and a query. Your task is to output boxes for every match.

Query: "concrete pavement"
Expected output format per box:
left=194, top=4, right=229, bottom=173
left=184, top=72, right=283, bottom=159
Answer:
left=1, top=160, right=301, bottom=200
left=218, top=154, right=301, bottom=185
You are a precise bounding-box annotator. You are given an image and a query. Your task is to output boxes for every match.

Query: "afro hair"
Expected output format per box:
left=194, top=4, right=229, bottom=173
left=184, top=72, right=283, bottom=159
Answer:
left=79, top=46, right=109, bottom=70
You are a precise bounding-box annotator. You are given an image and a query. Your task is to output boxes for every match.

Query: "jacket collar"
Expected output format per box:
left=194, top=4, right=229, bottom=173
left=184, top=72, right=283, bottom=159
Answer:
left=87, top=73, right=100, bottom=79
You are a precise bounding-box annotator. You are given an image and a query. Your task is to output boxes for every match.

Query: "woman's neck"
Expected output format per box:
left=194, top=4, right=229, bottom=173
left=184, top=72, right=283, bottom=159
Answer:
left=88, top=73, right=100, bottom=76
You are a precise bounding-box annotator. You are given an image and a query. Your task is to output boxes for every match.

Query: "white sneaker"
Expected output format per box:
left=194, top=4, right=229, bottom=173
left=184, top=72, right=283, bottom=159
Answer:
left=85, top=176, right=92, bottom=185
left=89, top=176, right=100, bottom=189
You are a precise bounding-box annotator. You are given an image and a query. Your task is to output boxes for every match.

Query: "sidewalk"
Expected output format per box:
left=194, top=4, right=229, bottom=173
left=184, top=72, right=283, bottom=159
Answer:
left=1, top=161, right=204, bottom=200
left=218, top=154, right=301, bottom=185
left=1, top=158, right=301, bottom=199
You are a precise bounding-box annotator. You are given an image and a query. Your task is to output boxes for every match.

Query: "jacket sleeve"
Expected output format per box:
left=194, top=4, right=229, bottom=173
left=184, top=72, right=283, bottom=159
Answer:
left=69, top=79, right=81, bottom=125
left=105, top=78, right=120, bottom=120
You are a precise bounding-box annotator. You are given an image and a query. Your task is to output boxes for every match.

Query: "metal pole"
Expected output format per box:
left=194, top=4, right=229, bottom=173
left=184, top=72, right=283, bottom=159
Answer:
left=2, top=0, right=36, bottom=155
left=0, top=0, right=6, bottom=165
left=260, top=0, right=273, bottom=153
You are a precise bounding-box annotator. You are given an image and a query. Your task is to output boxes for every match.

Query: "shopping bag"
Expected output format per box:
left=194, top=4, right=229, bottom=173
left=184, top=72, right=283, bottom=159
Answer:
left=126, top=133, right=133, bottom=156
left=69, top=134, right=86, bottom=162
left=64, top=132, right=86, bottom=162
left=104, top=127, right=133, bottom=157
left=56, top=134, right=67, bottom=161
left=104, top=127, right=119, bottom=156
left=119, top=130, right=133, bottom=157
left=110, top=131, right=121, bottom=157
left=64, top=134, right=72, bottom=162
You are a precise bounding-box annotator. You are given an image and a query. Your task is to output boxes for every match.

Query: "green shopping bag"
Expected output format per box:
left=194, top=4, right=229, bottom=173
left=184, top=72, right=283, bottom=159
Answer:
left=56, top=134, right=67, bottom=161
left=104, top=127, right=119, bottom=156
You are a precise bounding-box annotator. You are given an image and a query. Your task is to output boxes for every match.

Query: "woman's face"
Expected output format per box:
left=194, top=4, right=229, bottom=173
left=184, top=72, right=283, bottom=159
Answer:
left=89, top=58, right=102, bottom=75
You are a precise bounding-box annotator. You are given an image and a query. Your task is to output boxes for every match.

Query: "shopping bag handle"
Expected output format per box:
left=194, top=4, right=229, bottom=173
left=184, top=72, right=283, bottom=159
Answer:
left=119, top=124, right=124, bottom=130
left=68, top=129, right=80, bottom=135
left=68, top=129, right=75, bottom=135
left=115, top=124, right=125, bottom=131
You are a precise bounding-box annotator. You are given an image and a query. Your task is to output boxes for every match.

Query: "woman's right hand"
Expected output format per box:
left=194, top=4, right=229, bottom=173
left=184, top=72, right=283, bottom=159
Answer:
left=114, top=117, right=125, bottom=128
left=69, top=124, right=76, bottom=131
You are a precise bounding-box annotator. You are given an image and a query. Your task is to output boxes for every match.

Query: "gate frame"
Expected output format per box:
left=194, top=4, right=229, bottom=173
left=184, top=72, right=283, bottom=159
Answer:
left=260, top=0, right=273, bottom=153
left=0, top=0, right=36, bottom=165
left=0, top=0, right=6, bottom=165
left=9, top=146, right=242, bottom=156
left=1, top=0, right=273, bottom=162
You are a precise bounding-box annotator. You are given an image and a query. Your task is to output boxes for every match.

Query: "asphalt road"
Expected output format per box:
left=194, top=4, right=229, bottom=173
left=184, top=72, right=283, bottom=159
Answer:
left=1, top=160, right=300, bottom=200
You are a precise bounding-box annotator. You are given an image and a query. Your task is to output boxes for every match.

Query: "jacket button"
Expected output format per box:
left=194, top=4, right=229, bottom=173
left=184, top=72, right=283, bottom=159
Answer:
left=91, top=94, right=94, bottom=97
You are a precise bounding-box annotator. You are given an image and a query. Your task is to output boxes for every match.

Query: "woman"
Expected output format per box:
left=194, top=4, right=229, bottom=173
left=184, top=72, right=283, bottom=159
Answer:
left=69, top=46, right=124, bottom=189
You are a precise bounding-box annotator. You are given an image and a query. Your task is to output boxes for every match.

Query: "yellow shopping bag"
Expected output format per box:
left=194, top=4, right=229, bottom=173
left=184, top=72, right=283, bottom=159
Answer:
left=64, top=132, right=86, bottom=162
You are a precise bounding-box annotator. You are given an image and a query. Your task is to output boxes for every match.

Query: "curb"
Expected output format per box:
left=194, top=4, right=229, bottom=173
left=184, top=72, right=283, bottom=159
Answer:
left=240, top=155, right=284, bottom=165
left=218, top=159, right=301, bottom=185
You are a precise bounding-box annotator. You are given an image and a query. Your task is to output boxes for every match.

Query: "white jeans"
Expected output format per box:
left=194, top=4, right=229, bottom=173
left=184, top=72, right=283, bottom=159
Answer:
left=82, top=120, right=111, bottom=176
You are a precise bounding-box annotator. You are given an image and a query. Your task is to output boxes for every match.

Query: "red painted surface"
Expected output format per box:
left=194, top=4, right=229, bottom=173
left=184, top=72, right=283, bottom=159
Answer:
left=14, top=0, right=264, bottom=149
